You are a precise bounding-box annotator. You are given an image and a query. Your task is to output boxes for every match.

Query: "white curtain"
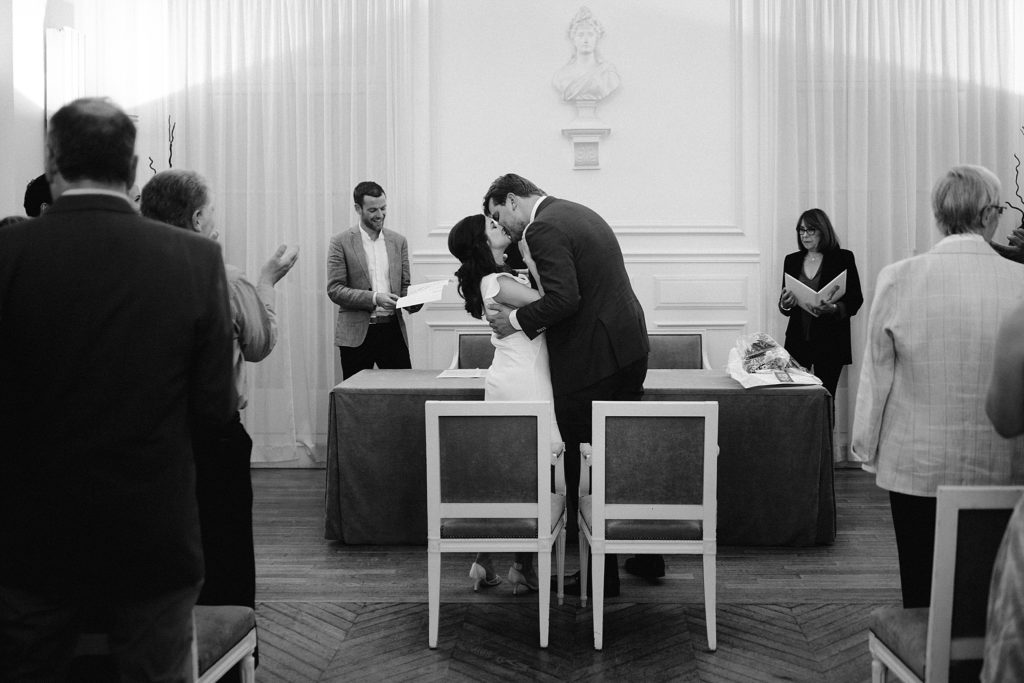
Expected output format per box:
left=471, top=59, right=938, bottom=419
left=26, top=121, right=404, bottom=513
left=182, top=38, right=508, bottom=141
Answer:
left=748, top=0, right=1024, bottom=460
left=71, top=0, right=423, bottom=464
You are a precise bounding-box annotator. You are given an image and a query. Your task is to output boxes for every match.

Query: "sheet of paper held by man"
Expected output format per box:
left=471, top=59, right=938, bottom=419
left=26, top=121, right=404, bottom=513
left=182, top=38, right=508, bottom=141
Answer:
left=784, top=270, right=847, bottom=317
left=396, top=279, right=450, bottom=308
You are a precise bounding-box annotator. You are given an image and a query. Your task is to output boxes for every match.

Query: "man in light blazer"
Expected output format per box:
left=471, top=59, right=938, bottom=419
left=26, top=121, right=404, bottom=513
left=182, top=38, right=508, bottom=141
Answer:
left=484, top=173, right=650, bottom=597
left=327, top=181, right=420, bottom=379
left=0, top=97, right=235, bottom=680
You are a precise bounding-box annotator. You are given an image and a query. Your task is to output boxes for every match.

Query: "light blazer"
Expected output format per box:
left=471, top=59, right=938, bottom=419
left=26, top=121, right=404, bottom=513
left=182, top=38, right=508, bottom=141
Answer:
left=327, top=226, right=411, bottom=347
left=0, top=193, right=236, bottom=598
left=515, top=196, right=648, bottom=395
left=780, top=248, right=863, bottom=366
left=851, top=234, right=1024, bottom=495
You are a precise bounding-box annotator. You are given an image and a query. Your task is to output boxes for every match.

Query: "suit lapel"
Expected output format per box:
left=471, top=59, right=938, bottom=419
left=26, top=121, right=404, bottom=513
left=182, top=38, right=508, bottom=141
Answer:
left=384, top=231, right=402, bottom=292
left=345, top=228, right=370, bottom=283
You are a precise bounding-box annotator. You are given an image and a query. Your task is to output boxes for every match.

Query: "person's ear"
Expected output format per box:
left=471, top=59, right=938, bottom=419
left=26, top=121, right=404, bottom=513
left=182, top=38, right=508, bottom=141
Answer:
left=191, top=208, right=203, bottom=232
left=127, top=155, right=138, bottom=190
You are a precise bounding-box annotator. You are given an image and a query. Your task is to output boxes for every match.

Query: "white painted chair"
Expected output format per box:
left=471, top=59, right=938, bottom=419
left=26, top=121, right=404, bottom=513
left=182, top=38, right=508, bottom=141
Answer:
left=578, top=400, right=719, bottom=650
left=425, top=400, right=567, bottom=648
left=868, top=485, right=1024, bottom=682
left=73, top=605, right=256, bottom=682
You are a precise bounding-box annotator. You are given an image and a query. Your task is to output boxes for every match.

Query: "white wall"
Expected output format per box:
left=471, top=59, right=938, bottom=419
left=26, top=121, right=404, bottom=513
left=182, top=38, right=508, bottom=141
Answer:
left=407, top=0, right=760, bottom=374
left=1, top=0, right=47, bottom=218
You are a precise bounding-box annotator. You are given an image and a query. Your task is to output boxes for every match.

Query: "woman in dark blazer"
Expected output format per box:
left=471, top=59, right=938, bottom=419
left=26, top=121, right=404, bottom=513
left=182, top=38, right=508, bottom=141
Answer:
left=778, top=208, right=863, bottom=399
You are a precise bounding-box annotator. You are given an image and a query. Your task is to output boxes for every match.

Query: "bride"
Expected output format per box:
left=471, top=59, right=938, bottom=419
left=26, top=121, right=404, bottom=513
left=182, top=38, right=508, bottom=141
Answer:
left=447, top=214, right=564, bottom=594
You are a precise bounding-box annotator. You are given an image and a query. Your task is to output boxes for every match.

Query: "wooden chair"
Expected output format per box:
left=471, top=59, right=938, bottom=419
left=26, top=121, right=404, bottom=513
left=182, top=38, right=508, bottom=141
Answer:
left=578, top=400, right=719, bottom=650
left=647, top=332, right=710, bottom=369
left=868, top=485, right=1024, bottom=682
left=72, top=605, right=256, bottom=682
left=425, top=400, right=567, bottom=648
left=447, top=332, right=495, bottom=369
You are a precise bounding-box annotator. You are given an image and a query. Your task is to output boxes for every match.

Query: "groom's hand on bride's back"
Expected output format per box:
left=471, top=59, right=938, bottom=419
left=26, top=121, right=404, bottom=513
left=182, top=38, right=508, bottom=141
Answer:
left=485, top=302, right=517, bottom=339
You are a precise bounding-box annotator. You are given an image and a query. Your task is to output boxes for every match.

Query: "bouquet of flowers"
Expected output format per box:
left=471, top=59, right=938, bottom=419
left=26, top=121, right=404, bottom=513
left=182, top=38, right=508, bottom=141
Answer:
left=726, top=333, right=821, bottom=388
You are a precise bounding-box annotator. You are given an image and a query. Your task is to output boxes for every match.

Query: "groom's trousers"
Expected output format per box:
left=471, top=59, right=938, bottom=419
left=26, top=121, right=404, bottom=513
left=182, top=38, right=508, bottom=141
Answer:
left=554, top=355, right=649, bottom=594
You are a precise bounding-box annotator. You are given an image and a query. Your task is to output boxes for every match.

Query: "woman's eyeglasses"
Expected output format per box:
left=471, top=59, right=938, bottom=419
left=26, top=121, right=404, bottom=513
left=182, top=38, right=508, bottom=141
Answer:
left=797, top=226, right=819, bottom=235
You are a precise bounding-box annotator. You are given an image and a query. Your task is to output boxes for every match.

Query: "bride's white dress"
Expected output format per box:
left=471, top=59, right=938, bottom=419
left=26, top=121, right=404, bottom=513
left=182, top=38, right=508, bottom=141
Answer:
left=480, top=272, right=562, bottom=445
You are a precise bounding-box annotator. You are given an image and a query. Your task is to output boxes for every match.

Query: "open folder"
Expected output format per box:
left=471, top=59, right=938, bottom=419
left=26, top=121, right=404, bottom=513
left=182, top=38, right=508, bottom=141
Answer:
left=784, top=270, right=847, bottom=317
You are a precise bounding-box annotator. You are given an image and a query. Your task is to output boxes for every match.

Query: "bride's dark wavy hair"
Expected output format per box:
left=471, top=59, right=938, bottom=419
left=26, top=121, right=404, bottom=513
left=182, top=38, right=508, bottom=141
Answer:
left=447, top=214, right=508, bottom=319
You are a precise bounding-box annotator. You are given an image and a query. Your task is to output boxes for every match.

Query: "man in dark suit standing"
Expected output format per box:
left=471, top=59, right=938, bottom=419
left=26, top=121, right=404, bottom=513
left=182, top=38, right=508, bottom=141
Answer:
left=484, top=173, right=651, bottom=596
left=0, top=97, right=235, bottom=681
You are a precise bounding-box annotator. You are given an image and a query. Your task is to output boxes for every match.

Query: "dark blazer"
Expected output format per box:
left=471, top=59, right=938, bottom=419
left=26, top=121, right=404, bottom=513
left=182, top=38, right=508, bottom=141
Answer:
left=0, top=193, right=236, bottom=599
left=515, top=197, right=648, bottom=394
left=780, top=248, right=863, bottom=366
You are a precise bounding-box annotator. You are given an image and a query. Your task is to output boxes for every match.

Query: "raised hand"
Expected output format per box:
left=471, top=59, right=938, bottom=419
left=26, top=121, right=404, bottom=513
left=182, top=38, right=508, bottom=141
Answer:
left=259, top=244, right=299, bottom=286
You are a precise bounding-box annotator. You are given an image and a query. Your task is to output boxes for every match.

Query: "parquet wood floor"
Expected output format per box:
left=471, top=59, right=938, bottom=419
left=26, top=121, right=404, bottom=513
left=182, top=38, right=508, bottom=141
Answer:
left=251, top=468, right=899, bottom=682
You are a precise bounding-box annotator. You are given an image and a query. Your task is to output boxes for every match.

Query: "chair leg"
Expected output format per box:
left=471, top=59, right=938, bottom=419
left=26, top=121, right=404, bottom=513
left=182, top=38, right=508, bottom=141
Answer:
left=579, top=532, right=590, bottom=609
left=241, top=652, right=255, bottom=683
left=556, top=527, right=566, bottom=607
left=538, top=546, right=552, bottom=648
left=592, top=548, right=604, bottom=650
left=428, top=550, right=441, bottom=648
left=703, top=553, right=717, bottom=651
left=871, top=658, right=884, bottom=683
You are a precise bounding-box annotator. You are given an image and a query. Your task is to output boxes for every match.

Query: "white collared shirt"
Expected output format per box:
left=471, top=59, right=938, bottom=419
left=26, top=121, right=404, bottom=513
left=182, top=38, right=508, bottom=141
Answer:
left=508, top=196, right=548, bottom=331
left=359, top=226, right=391, bottom=314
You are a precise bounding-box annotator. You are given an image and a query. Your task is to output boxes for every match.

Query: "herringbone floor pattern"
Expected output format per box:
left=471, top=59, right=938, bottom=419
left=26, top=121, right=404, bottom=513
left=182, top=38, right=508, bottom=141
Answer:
left=249, top=468, right=898, bottom=682
left=255, top=601, right=884, bottom=682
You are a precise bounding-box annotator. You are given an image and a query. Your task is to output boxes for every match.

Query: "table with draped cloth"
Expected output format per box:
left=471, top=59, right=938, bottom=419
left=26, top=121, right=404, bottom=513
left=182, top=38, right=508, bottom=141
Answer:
left=324, top=369, right=835, bottom=546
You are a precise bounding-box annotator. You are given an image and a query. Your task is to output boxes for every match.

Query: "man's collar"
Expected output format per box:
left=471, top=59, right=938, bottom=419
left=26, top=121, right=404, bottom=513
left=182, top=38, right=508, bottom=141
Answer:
left=60, top=188, right=135, bottom=207
left=359, top=224, right=383, bottom=241
left=528, top=195, right=548, bottom=224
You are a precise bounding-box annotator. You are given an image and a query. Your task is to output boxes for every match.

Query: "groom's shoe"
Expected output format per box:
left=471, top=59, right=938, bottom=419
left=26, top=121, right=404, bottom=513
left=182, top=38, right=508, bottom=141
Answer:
left=624, top=554, right=666, bottom=580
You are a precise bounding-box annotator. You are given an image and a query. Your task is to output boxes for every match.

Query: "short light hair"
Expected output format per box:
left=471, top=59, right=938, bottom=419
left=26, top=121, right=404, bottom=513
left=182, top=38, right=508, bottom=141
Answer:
left=140, top=169, right=210, bottom=231
left=932, top=165, right=1001, bottom=236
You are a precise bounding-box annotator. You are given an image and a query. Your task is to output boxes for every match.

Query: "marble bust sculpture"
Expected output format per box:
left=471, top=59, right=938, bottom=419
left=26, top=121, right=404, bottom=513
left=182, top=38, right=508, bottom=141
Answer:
left=552, top=7, right=621, bottom=103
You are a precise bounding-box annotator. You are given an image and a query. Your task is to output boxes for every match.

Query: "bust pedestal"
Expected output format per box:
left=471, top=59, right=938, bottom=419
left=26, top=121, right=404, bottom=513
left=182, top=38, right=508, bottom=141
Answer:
left=561, top=101, right=610, bottom=170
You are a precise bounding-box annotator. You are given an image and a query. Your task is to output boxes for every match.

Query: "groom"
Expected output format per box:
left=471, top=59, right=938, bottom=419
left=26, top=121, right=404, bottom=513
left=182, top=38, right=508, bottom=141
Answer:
left=483, top=173, right=652, bottom=597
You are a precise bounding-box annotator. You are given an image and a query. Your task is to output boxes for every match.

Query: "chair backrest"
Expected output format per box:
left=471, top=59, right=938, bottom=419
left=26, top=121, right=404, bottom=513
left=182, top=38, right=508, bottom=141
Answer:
left=449, top=333, right=495, bottom=369
left=425, top=401, right=552, bottom=540
left=647, top=333, right=708, bottom=369
left=926, top=485, right=1024, bottom=682
left=589, top=401, right=718, bottom=540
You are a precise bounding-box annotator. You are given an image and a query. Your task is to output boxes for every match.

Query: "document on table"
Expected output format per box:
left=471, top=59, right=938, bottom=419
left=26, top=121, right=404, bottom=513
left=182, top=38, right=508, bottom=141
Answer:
left=784, top=270, right=846, bottom=317
left=396, top=279, right=450, bottom=308
left=436, top=368, right=488, bottom=378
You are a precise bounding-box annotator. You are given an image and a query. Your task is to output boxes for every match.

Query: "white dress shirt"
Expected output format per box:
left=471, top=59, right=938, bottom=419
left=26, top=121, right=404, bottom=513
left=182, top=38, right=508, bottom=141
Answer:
left=360, top=227, right=391, bottom=316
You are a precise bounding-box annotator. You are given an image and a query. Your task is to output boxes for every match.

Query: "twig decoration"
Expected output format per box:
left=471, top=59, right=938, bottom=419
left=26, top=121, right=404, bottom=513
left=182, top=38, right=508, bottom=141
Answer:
left=167, top=116, right=176, bottom=168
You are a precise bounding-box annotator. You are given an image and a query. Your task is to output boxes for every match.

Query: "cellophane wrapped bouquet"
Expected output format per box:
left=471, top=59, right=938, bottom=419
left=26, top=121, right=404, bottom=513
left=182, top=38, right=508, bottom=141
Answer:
left=726, top=333, right=822, bottom=388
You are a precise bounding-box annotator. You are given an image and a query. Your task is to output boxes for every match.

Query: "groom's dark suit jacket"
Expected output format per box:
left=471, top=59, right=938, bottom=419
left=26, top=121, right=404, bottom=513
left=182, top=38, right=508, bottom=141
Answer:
left=515, top=196, right=648, bottom=395
left=0, top=193, right=236, bottom=599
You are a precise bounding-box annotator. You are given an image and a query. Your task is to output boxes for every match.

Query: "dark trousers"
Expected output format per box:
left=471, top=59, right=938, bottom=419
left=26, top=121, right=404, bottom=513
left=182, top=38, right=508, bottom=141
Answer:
left=194, top=414, right=256, bottom=611
left=339, top=319, right=411, bottom=380
left=555, top=356, right=649, bottom=589
left=889, top=491, right=937, bottom=608
left=789, top=348, right=844, bottom=400
left=0, top=581, right=200, bottom=682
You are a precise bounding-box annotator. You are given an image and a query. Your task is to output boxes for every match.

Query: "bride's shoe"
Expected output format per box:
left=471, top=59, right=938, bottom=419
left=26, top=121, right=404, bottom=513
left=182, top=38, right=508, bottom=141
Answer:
left=469, top=562, right=501, bottom=592
left=508, top=563, right=538, bottom=596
